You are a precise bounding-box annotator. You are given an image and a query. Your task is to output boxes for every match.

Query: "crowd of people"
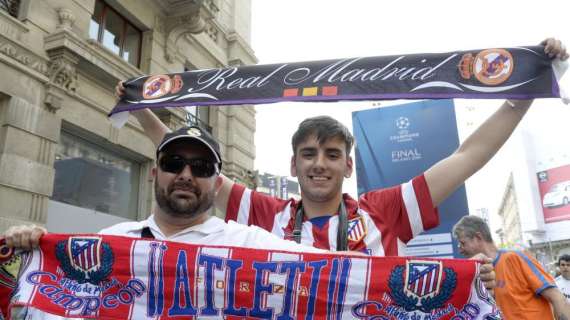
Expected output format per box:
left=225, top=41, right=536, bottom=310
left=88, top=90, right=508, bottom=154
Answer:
left=2, top=38, right=570, bottom=319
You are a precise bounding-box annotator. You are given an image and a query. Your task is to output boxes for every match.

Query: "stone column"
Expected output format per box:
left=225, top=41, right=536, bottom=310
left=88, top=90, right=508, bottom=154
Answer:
left=0, top=94, right=60, bottom=231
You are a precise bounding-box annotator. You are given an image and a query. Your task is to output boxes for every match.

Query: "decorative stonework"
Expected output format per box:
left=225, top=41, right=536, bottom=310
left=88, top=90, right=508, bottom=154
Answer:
left=48, top=56, right=77, bottom=91
left=46, top=48, right=79, bottom=93
left=109, top=125, right=119, bottom=144
left=0, top=12, right=27, bottom=41
left=37, top=137, right=54, bottom=165
left=205, top=21, right=218, bottom=43
left=162, top=0, right=223, bottom=64
left=227, top=58, right=242, bottom=67
left=164, top=10, right=206, bottom=63
left=44, top=87, right=63, bottom=112
left=29, top=193, right=47, bottom=222
left=176, top=12, right=205, bottom=32
left=154, top=16, right=165, bottom=33
left=56, top=8, right=76, bottom=30
left=203, top=0, right=220, bottom=17
left=0, top=38, right=49, bottom=75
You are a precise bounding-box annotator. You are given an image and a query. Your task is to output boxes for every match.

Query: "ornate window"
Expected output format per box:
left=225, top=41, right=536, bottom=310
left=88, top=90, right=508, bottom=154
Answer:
left=0, top=0, right=20, bottom=18
left=88, top=0, right=142, bottom=67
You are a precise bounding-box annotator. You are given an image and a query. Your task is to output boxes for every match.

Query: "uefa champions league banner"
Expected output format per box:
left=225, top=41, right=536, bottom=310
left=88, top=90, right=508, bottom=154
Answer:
left=110, top=45, right=562, bottom=123
left=352, top=100, right=468, bottom=259
left=0, top=235, right=501, bottom=319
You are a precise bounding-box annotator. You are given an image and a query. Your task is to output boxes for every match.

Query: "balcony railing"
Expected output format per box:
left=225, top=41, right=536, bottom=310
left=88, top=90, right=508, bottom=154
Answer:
left=0, top=0, right=20, bottom=18
left=186, top=111, right=212, bottom=133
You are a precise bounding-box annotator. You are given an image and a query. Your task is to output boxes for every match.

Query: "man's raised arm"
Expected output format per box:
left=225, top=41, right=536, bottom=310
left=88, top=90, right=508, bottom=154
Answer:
left=425, top=38, right=568, bottom=207
left=116, top=81, right=236, bottom=215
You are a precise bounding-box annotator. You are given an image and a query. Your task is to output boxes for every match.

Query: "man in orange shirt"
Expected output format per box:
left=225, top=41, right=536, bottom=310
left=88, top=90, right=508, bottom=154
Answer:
left=453, top=215, right=570, bottom=320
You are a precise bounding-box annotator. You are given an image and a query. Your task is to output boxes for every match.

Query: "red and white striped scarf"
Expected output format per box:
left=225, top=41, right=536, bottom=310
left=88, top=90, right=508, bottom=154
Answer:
left=1, top=234, right=501, bottom=319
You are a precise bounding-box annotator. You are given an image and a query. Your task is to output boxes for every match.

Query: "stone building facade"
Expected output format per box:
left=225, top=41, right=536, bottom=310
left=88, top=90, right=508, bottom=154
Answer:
left=0, top=0, right=257, bottom=233
left=497, top=173, right=523, bottom=247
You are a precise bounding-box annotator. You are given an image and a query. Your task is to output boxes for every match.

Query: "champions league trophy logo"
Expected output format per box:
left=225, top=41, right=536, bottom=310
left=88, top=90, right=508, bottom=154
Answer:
left=396, top=116, right=410, bottom=130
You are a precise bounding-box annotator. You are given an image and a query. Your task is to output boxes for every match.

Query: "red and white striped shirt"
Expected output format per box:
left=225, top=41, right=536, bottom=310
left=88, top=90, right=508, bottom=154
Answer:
left=226, top=174, right=439, bottom=256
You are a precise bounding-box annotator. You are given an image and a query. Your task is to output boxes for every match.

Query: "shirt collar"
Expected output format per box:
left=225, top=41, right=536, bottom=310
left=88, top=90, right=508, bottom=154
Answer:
left=290, top=193, right=359, bottom=221
left=492, top=249, right=505, bottom=266
left=146, top=214, right=226, bottom=239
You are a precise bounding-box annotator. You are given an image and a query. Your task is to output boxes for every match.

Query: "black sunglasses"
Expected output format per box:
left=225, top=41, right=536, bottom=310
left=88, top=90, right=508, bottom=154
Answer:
left=159, top=155, right=219, bottom=177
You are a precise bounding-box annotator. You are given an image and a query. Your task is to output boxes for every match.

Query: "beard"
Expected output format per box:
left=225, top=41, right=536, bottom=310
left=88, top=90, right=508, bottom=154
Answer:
left=154, top=179, right=214, bottom=218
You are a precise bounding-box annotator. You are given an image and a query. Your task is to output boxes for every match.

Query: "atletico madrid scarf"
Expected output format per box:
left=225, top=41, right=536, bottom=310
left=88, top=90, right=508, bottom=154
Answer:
left=0, top=235, right=501, bottom=319
left=109, top=45, right=568, bottom=126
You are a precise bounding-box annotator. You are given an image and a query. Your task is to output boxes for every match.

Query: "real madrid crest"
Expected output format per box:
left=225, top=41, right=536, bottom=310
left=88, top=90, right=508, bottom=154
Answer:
left=459, top=49, right=514, bottom=85
left=142, top=74, right=183, bottom=100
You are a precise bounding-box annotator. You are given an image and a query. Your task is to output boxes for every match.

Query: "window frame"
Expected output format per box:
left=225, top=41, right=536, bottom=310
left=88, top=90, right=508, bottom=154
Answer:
left=52, top=126, right=146, bottom=221
left=90, top=0, right=142, bottom=67
left=0, top=0, right=20, bottom=18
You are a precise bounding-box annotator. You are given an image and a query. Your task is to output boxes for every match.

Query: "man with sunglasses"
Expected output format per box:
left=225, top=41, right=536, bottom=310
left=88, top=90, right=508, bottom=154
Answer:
left=3, top=125, right=334, bottom=319
left=4, top=126, right=329, bottom=252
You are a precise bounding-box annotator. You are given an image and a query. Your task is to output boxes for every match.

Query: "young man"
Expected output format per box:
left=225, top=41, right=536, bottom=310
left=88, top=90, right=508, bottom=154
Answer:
left=557, top=254, right=570, bottom=302
left=117, top=38, right=567, bottom=256
left=453, top=215, right=570, bottom=319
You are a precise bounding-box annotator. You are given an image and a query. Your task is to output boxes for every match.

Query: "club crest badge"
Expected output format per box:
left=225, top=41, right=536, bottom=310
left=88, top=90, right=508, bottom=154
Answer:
left=56, top=237, right=114, bottom=285
left=459, top=49, right=514, bottom=85
left=0, top=242, right=22, bottom=289
left=347, top=216, right=367, bottom=242
left=388, top=260, right=457, bottom=313
left=142, top=74, right=183, bottom=99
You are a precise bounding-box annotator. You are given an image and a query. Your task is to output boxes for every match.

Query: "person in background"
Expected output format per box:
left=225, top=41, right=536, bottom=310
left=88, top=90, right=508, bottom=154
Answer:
left=453, top=215, right=570, bottom=320
left=556, top=254, right=570, bottom=302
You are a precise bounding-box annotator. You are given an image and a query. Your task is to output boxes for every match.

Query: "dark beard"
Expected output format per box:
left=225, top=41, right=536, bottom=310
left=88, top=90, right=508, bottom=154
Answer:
left=154, top=180, right=214, bottom=218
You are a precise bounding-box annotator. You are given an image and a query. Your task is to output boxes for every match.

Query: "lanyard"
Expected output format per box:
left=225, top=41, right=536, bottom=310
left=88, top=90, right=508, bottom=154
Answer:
left=141, top=226, right=155, bottom=239
left=292, top=200, right=349, bottom=251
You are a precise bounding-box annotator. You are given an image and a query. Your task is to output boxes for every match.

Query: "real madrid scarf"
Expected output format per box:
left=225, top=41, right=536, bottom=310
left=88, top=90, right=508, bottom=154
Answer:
left=109, top=45, right=568, bottom=126
left=0, top=235, right=501, bottom=319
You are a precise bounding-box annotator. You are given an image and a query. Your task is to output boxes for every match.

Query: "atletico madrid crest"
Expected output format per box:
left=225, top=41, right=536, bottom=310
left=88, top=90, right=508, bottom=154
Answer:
left=347, top=216, right=367, bottom=242
left=56, top=237, right=114, bottom=285
left=388, top=260, right=457, bottom=313
left=404, top=260, right=443, bottom=299
left=68, top=237, right=102, bottom=273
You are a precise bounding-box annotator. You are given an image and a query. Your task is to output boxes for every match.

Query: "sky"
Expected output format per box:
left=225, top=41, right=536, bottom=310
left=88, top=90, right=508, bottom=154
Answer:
left=249, top=0, right=570, bottom=234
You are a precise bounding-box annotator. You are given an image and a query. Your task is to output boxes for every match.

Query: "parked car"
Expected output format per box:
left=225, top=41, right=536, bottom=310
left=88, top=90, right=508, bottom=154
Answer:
left=542, top=181, right=570, bottom=208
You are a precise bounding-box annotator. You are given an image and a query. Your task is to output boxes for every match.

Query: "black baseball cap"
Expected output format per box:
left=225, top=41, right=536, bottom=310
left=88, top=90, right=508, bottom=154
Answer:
left=156, top=126, right=222, bottom=170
